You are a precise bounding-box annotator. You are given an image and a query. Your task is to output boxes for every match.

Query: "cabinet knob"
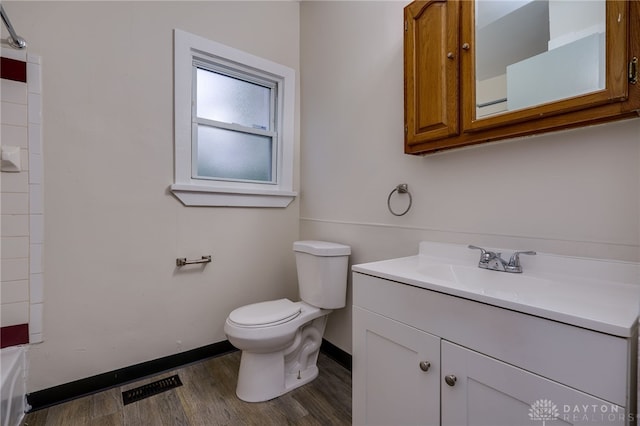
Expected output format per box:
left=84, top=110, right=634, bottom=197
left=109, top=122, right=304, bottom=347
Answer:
left=419, top=361, right=431, bottom=372
left=462, top=43, right=470, bottom=50
left=444, top=374, right=457, bottom=386
left=447, top=52, right=454, bottom=60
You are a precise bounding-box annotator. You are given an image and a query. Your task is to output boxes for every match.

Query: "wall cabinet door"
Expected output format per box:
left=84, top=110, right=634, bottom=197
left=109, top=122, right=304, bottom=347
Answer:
left=441, top=341, right=626, bottom=426
left=352, top=306, right=440, bottom=426
left=404, top=0, right=640, bottom=155
left=404, top=0, right=460, bottom=147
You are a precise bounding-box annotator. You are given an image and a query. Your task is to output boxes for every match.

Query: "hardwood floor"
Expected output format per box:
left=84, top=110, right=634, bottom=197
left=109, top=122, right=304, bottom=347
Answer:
left=22, top=351, right=352, bottom=426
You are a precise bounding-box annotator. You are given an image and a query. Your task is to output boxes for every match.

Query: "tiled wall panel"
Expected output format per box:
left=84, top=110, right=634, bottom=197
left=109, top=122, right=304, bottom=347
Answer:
left=1, top=49, right=44, bottom=347
left=27, top=54, right=44, bottom=344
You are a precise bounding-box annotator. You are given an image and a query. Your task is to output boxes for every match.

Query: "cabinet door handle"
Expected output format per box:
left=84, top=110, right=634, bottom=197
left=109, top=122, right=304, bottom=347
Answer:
left=419, top=361, right=431, bottom=372
left=462, top=43, right=470, bottom=50
left=444, top=374, right=457, bottom=386
left=447, top=52, right=454, bottom=60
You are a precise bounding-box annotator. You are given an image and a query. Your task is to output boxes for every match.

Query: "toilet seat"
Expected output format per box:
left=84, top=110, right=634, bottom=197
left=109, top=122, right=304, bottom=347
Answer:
left=228, top=299, right=302, bottom=328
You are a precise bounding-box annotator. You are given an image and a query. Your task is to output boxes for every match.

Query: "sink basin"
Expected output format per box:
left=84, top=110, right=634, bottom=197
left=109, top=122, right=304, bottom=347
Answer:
left=417, top=263, right=552, bottom=301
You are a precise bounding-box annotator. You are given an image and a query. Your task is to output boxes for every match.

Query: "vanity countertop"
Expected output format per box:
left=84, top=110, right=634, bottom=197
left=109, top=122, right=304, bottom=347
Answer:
left=352, top=242, right=640, bottom=337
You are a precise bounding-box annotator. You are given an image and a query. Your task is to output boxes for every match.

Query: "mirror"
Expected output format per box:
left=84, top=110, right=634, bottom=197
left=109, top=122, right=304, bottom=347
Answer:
left=475, top=0, right=606, bottom=118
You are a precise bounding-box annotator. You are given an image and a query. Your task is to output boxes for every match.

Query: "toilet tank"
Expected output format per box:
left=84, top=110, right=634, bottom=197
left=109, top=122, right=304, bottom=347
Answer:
left=293, top=241, right=351, bottom=309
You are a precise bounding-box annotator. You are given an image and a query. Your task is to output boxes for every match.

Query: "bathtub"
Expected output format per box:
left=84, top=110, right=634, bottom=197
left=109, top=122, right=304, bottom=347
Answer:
left=1, top=346, right=26, bottom=426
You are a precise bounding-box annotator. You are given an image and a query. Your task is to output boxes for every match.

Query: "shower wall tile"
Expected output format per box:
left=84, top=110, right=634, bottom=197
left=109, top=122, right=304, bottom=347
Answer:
left=1, top=280, right=29, bottom=304
left=29, top=184, right=43, bottom=214
left=0, top=48, right=26, bottom=62
left=30, top=214, right=43, bottom=244
left=1, top=302, right=29, bottom=327
left=1, top=236, right=29, bottom=259
left=1, top=124, right=28, bottom=148
left=20, top=148, right=29, bottom=171
left=0, top=324, right=29, bottom=349
left=1, top=215, right=28, bottom=237
left=26, top=54, right=40, bottom=65
left=30, top=274, right=43, bottom=304
left=27, top=61, right=41, bottom=94
left=1, top=193, right=29, bottom=215
left=28, top=93, right=41, bottom=124
left=0, top=101, right=28, bottom=126
left=1, top=79, right=27, bottom=103
left=29, top=333, right=42, bottom=344
left=0, top=56, right=26, bottom=81
left=29, top=304, right=43, bottom=334
left=28, top=123, right=41, bottom=154
left=29, top=153, right=42, bottom=184
left=1, top=258, right=29, bottom=282
left=0, top=170, right=28, bottom=193
left=30, top=244, right=42, bottom=274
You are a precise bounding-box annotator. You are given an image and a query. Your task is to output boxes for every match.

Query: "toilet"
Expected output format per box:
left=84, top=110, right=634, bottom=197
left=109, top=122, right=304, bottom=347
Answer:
left=224, top=240, right=351, bottom=402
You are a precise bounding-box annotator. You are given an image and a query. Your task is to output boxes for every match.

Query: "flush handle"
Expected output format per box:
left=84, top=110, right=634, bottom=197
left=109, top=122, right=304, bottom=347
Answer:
left=444, top=374, right=457, bottom=386
left=419, top=361, right=431, bottom=372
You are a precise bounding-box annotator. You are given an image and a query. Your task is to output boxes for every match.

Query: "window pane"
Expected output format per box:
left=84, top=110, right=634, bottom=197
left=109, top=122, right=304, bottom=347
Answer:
left=196, top=68, right=271, bottom=130
left=196, top=125, right=273, bottom=182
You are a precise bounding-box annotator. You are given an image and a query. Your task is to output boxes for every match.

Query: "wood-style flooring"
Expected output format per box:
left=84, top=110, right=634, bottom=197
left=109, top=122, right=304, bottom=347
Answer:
left=21, top=351, right=351, bottom=426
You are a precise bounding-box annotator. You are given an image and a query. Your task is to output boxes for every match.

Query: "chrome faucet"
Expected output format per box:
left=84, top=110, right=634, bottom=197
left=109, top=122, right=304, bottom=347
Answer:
left=468, top=245, right=536, bottom=273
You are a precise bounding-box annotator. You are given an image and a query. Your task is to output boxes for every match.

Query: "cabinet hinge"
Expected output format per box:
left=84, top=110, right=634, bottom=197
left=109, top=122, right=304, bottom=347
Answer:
left=629, top=57, right=638, bottom=85
left=404, top=21, right=408, bottom=32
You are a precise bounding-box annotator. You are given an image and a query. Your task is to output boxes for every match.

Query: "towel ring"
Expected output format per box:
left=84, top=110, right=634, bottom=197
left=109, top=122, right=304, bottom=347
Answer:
left=387, top=184, right=412, bottom=216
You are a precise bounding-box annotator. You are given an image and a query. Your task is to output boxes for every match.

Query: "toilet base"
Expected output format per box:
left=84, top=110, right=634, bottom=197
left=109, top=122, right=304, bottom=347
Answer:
left=235, top=351, right=320, bottom=402
left=234, top=316, right=328, bottom=402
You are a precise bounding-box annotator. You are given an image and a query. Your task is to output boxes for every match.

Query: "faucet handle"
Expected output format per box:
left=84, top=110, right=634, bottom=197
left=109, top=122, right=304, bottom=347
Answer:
left=468, top=245, right=493, bottom=261
left=506, top=250, right=536, bottom=272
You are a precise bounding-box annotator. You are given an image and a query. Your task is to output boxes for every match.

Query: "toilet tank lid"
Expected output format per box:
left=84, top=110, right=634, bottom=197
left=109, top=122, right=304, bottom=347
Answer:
left=293, top=241, right=351, bottom=256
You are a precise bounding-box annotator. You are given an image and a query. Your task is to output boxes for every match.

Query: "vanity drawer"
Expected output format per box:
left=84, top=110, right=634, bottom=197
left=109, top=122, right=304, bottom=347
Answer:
left=353, top=272, right=631, bottom=406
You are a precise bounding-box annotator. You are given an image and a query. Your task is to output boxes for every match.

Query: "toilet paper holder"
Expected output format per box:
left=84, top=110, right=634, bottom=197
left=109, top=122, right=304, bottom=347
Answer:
left=176, top=255, right=212, bottom=267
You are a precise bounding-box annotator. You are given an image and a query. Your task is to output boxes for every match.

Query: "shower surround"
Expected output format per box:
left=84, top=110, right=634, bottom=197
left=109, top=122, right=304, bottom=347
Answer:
left=1, top=46, right=44, bottom=347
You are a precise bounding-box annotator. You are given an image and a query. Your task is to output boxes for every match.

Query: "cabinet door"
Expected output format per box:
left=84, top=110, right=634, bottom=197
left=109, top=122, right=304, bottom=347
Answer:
left=404, top=0, right=460, bottom=148
left=441, top=341, right=626, bottom=426
left=353, top=306, right=440, bottom=426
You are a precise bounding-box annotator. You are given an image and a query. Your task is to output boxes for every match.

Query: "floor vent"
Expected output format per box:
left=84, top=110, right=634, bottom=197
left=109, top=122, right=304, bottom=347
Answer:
left=122, top=374, right=183, bottom=405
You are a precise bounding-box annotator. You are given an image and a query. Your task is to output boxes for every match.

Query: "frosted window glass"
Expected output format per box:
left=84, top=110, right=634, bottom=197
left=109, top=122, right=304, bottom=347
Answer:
left=196, top=126, right=273, bottom=182
left=196, top=68, right=271, bottom=130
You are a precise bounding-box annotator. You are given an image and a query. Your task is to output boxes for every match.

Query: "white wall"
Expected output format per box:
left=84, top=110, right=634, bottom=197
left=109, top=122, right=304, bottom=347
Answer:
left=299, top=1, right=640, bottom=353
left=3, top=1, right=300, bottom=392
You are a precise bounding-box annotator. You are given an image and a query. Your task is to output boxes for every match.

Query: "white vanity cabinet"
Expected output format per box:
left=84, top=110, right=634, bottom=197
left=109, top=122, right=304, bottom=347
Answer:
left=352, top=271, right=636, bottom=426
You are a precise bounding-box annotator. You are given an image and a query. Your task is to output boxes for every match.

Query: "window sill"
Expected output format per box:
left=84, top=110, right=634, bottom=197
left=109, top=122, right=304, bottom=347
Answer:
left=170, top=184, right=296, bottom=208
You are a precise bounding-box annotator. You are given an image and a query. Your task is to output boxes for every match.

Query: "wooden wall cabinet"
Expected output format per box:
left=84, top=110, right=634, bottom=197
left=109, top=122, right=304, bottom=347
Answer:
left=404, top=0, right=640, bottom=155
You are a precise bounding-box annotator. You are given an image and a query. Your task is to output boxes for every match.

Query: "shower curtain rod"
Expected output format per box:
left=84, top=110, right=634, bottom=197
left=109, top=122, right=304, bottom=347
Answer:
left=0, top=5, right=26, bottom=49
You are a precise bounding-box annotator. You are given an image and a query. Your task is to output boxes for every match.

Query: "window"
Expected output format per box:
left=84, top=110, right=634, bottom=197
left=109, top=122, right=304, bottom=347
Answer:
left=171, top=29, right=296, bottom=207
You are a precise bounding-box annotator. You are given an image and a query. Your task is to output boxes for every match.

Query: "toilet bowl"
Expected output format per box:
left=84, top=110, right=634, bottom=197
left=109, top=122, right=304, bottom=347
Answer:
left=224, top=241, right=351, bottom=402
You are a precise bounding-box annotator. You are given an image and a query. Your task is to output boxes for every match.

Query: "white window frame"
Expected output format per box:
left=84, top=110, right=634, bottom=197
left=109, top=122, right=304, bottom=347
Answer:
left=171, top=29, right=296, bottom=207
